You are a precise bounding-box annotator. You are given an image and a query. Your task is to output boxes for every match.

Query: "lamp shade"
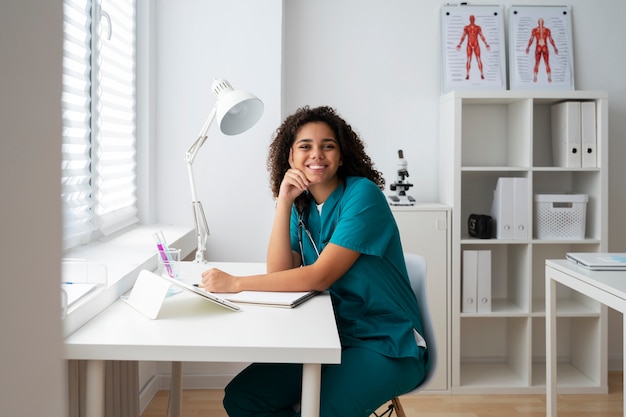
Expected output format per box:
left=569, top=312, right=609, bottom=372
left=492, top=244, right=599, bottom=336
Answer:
left=211, top=79, right=264, bottom=136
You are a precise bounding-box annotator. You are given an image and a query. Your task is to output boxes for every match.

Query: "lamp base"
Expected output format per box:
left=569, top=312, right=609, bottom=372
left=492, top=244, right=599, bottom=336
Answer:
left=193, top=249, right=208, bottom=264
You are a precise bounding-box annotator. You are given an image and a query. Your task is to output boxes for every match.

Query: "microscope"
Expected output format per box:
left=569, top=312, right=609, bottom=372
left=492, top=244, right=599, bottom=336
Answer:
left=387, top=149, right=416, bottom=206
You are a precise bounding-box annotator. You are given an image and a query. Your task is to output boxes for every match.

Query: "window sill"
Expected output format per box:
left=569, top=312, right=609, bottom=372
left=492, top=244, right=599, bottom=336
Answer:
left=62, top=224, right=195, bottom=337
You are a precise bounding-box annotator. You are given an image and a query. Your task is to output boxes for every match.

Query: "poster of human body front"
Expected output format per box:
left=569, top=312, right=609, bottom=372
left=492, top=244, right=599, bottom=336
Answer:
left=509, top=6, right=574, bottom=90
left=441, top=5, right=506, bottom=93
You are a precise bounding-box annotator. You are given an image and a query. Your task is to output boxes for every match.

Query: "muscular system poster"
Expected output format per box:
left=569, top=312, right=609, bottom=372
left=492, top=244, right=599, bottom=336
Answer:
left=508, top=6, right=574, bottom=90
left=441, top=5, right=506, bottom=93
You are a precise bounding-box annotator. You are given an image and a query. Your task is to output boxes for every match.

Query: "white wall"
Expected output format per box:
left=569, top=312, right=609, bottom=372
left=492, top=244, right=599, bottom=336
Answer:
left=154, top=0, right=283, bottom=263
left=283, top=0, right=442, bottom=201
left=153, top=0, right=626, bottom=379
left=0, top=1, right=66, bottom=416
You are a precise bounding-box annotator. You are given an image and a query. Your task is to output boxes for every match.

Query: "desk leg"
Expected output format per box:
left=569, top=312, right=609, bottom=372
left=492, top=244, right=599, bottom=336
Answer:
left=171, top=361, right=183, bottom=417
left=86, top=360, right=105, bottom=417
left=300, top=363, right=322, bottom=417
left=546, top=275, right=557, bottom=417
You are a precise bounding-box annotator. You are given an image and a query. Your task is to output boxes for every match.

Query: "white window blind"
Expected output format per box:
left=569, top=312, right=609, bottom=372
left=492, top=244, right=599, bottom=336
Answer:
left=62, top=0, right=137, bottom=249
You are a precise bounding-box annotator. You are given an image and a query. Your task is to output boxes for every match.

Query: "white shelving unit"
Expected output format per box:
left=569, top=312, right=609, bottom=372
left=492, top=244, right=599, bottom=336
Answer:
left=391, top=204, right=451, bottom=392
left=438, top=90, right=608, bottom=394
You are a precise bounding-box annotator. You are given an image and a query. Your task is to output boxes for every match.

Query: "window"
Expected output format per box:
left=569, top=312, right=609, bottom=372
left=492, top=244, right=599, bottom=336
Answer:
left=62, top=0, right=138, bottom=249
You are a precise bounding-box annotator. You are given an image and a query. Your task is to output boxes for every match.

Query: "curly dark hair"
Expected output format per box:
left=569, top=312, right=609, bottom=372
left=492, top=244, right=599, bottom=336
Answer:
left=267, top=106, right=385, bottom=211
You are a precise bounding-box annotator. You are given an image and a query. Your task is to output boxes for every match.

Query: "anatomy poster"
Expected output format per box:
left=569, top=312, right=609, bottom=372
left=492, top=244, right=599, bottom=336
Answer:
left=441, top=5, right=506, bottom=93
left=508, top=6, right=574, bottom=90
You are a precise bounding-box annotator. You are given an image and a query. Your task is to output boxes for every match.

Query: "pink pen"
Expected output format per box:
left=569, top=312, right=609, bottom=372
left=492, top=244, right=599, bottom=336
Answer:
left=153, top=232, right=175, bottom=278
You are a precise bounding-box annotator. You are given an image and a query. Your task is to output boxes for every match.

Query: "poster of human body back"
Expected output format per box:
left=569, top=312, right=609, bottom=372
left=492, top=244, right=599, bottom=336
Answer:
left=441, top=4, right=506, bottom=93
left=508, top=5, right=574, bottom=90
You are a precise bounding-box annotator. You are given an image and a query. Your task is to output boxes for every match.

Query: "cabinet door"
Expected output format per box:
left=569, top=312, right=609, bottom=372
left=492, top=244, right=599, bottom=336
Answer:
left=392, top=209, right=449, bottom=391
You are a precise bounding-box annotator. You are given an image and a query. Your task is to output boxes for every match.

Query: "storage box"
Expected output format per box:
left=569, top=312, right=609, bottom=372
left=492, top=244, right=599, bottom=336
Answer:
left=534, top=194, right=588, bottom=239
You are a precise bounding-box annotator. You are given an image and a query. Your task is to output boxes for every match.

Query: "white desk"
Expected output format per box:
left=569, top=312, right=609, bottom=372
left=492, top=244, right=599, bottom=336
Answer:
left=64, top=262, right=341, bottom=417
left=546, top=259, right=621, bottom=417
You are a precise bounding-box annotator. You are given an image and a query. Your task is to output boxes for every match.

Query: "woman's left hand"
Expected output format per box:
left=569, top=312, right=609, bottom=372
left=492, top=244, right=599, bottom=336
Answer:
left=200, top=268, right=240, bottom=293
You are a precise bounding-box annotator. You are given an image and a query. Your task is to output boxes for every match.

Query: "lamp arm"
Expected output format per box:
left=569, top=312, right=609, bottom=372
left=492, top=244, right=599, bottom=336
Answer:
left=185, top=105, right=217, bottom=165
left=185, top=105, right=217, bottom=263
left=187, top=162, right=209, bottom=263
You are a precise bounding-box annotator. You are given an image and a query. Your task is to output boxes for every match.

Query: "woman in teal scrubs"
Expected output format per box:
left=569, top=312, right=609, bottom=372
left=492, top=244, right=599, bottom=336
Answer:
left=200, top=106, right=429, bottom=417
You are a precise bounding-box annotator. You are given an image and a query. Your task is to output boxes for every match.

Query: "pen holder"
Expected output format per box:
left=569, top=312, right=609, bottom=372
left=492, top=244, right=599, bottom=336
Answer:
left=157, top=248, right=181, bottom=279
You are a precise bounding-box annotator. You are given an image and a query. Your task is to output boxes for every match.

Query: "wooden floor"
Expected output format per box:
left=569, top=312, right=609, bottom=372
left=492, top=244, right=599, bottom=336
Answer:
left=142, top=371, right=623, bottom=417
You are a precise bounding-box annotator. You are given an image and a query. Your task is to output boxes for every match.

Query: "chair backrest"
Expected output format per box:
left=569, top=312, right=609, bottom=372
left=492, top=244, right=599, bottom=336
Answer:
left=404, top=252, right=437, bottom=391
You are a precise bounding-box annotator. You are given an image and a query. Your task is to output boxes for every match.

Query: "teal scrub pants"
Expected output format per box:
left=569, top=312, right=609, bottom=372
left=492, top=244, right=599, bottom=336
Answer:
left=222, top=346, right=427, bottom=417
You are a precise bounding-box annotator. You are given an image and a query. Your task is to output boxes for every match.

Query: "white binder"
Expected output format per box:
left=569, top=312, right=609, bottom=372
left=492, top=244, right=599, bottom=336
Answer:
left=513, top=177, right=529, bottom=240
left=551, top=101, right=581, bottom=167
left=462, top=250, right=478, bottom=313
left=476, top=250, right=492, bottom=313
left=491, top=177, right=514, bottom=239
left=581, top=101, right=597, bottom=168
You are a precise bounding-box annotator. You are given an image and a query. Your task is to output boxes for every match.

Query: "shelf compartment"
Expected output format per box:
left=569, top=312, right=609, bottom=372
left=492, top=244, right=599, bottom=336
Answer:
left=459, top=317, right=530, bottom=389
left=460, top=100, right=532, bottom=168
left=532, top=171, right=602, bottom=240
left=460, top=171, right=530, bottom=239
left=462, top=243, right=530, bottom=313
left=532, top=98, right=605, bottom=169
left=531, top=317, right=606, bottom=392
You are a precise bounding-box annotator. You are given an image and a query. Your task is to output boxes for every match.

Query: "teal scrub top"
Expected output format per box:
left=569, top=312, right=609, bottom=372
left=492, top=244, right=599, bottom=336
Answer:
left=290, top=176, right=426, bottom=360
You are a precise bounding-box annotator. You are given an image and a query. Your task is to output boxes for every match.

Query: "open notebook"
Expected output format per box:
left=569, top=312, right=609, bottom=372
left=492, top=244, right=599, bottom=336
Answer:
left=224, top=290, right=319, bottom=308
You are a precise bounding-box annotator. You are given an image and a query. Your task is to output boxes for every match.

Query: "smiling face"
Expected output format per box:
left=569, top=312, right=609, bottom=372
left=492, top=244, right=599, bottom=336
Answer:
left=290, top=121, right=343, bottom=202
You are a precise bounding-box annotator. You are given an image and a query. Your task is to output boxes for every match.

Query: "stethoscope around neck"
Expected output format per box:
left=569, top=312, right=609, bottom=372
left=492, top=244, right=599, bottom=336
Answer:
left=297, top=211, right=320, bottom=266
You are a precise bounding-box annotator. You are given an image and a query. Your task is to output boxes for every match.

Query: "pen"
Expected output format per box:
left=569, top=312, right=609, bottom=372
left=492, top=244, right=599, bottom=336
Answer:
left=153, top=232, right=176, bottom=279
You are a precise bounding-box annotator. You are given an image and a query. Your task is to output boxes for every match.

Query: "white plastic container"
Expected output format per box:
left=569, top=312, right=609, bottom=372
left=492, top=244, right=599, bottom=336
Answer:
left=534, top=194, right=588, bottom=239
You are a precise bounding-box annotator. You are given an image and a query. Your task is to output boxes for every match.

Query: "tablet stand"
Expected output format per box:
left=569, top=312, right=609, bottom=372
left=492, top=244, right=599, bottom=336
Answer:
left=121, top=270, right=174, bottom=319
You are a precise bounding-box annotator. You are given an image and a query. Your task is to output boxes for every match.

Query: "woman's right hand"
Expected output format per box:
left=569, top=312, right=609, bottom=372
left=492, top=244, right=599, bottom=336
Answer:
left=277, top=168, right=309, bottom=202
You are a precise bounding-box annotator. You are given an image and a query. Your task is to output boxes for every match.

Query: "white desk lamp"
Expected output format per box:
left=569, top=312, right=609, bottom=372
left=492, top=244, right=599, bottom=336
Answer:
left=185, top=78, right=264, bottom=263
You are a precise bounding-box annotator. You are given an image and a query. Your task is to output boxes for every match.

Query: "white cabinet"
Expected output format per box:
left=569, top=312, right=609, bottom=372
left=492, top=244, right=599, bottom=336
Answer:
left=439, top=90, right=608, bottom=394
left=392, top=204, right=451, bottom=392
